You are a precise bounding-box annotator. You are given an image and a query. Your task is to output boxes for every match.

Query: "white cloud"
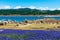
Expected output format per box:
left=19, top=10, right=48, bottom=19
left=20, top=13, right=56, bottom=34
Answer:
left=15, top=6, right=36, bottom=9
left=49, top=8, right=56, bottom=11
left=4, top=6, right=11, bottom=9
left=15, top=6, right=22, bottom=9
left=0, top=5, right=11, bottom=9
left=0, top=5, right=60, bottom=11
left=14, top=6, right=25, bottom=9
left=28, top=6, right=36, bottom=9
left=37, top=7, right=49, bottom=10
left=57, top=8, right=60, bottom=10
left=37, top=7, right=57, bottom=10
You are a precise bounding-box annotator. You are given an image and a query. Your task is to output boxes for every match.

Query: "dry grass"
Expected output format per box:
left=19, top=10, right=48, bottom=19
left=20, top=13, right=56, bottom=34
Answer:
left=0, top=23, right=60, bottom=30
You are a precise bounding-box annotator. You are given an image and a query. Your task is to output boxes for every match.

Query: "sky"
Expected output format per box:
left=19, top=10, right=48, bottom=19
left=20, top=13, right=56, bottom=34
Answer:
left=0, top=0, right=60, bottom=10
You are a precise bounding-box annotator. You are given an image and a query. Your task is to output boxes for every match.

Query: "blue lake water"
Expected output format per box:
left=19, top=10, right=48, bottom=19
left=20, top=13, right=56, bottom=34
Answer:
left=0, top=16, right=60, bottom=22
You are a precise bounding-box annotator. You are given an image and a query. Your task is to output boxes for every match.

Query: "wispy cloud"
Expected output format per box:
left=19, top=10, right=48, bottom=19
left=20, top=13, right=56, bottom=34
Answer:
left=49, top=8, right=56, bottom=11
left=37, top=7, right=49, bottom=10
left=28, top=6, right=36, bottom=9
left=14, top=6, right=25, bottom=9
left=0, top=5, right=11, bottom=9
left=57, top=8, right=60, bottom=10
left=0, top=5, right=60, bottom=11
left=37, top=7, right=57, bottom=10
left=14, top=6, right=22, bottom=9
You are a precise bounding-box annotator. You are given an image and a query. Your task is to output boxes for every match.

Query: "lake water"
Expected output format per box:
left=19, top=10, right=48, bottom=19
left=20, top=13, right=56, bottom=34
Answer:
left=0, top=15, right=60, bottom=22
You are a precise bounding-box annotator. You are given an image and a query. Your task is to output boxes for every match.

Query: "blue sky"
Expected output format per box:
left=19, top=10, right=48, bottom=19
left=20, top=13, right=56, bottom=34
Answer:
left=0, top=0, right=60, bottom=10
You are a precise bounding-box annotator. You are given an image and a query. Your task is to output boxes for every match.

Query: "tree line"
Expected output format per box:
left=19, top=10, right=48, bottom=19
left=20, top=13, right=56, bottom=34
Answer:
left=0, top=8, right=60, bottom=15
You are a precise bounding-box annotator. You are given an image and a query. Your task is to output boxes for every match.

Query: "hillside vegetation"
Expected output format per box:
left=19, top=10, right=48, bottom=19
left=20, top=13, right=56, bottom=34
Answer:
left=0, top=8, right=60, bottom=15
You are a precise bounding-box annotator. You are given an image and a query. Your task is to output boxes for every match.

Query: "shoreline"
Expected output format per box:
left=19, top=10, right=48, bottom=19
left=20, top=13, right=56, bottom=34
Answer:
left=0, top=15, right=60, bottom=16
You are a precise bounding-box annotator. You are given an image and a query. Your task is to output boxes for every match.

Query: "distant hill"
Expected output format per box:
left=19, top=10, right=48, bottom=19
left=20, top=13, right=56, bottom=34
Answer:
left=0, top=8, right=60, bottom=15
